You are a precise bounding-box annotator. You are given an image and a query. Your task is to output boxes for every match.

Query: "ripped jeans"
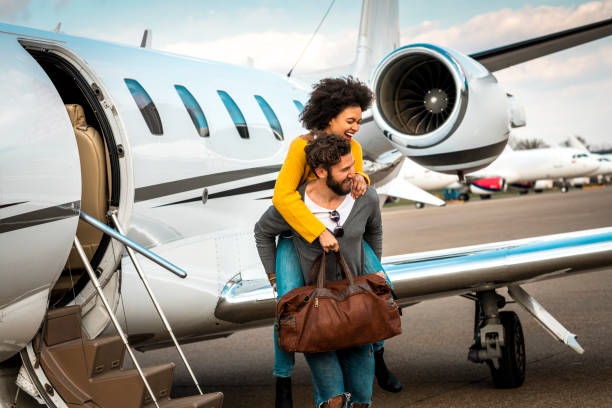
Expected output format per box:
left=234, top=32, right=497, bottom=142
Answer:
left=305, top=344, right=374, bottom=407
left=273, top=237, right=391, bottom=380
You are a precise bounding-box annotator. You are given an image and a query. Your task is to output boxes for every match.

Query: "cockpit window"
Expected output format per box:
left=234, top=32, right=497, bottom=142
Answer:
left=175, top=85, right=209, bottom=137
left=217, top=90, right=249, bottom=139
left=293, top=100, right=304, bottom=113
left=255, top=95, right=283, bottom=141
left=124, top=78, right=163, bottom=135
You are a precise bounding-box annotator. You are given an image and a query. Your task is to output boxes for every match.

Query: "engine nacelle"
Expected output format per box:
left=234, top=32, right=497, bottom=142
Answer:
left=470, top=177, right=506, bottom=194
left=371, top=44, right=510, bottom=175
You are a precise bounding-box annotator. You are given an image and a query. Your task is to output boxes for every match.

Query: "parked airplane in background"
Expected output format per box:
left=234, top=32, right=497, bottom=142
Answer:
left=468, top=146, right=601, bottom=196
left=1, top=1, right=612, bottom=406
left=396, top=145, right=602, bottom=203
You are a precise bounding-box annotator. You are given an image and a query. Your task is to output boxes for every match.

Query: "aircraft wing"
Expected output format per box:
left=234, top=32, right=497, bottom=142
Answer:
left=216, top=227, right=612, bottom=322
left=375, top=176, right=446, bottom=207
left=471, top=18, right=612, bottom=72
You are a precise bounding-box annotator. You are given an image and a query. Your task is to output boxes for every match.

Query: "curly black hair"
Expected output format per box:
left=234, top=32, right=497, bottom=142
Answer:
left=304, top=133, right=352, bottom=173
left=300, top=76, right=374, bottom=131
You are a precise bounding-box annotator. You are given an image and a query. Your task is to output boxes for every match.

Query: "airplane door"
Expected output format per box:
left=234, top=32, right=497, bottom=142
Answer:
left=0, top=34, right=81, bottom=362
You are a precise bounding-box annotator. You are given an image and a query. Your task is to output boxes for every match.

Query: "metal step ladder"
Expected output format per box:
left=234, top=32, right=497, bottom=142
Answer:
left=17, top=210, right=224, bottom=408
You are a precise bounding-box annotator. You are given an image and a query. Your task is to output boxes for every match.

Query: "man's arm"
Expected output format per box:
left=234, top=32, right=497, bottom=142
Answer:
left=254, top=205, right=292, bottom=285
left=363, top=188, right=383, bottom=260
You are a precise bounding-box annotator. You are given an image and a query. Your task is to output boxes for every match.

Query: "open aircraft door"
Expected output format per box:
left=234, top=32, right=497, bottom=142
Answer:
left=0, top=34, right=81, bottom=362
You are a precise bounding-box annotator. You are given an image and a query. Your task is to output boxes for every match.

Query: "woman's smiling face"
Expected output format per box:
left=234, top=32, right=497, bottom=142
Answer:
left=325, top=105, right=363, bottom=140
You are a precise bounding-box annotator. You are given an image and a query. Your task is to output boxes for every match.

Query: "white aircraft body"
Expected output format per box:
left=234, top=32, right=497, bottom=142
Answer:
left=468, top=147, right=601, bottom=194
left=1, top=1, right=612, bottom=406
left=393, top=146, right=600, bottom=197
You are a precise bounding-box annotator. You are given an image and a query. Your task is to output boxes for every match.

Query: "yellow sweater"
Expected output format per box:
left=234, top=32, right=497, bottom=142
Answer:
left=272, top=136, right=370, bottom=243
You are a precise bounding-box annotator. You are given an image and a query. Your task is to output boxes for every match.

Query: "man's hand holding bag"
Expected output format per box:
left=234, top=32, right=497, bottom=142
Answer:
left=276, top=250, right=402, bottom=353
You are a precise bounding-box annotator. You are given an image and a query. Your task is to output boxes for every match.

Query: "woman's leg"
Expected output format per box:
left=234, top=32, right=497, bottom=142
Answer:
left=273, top=237, right=305, bottom=378
left=363, top=241, right=388, bottom=354
left=304, top=351, right=347, bottom=407
left=363, top=241, right=393, bottom=288
left=337, top=345, right=374, bottom=406
left=363, top=241, right=403, bottom=392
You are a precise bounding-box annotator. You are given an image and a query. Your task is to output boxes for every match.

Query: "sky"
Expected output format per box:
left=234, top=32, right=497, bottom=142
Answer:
left=1, top=0, right=610, bottom=148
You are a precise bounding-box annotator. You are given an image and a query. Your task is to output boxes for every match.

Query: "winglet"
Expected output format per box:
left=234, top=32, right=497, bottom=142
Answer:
left=53, top=22, right=61, bottom=34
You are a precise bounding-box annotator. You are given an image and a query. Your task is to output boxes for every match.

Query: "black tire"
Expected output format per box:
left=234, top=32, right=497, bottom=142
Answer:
left=459, top=193, right=470, bottom=201
left=415, top=202, right=424, bottom=209
left=519, top=190, right=528, bottom=195
left=480, top=194, right=491, bottom=200
left=487, top=311, right=526, bottom=388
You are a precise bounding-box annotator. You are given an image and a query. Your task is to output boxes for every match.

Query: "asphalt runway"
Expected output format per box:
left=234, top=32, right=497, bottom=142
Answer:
left=136, top=186, right=612, bottom=407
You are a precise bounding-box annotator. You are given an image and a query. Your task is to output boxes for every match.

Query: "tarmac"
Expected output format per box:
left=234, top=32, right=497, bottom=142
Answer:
left=137, top=187, right=612, bottom=407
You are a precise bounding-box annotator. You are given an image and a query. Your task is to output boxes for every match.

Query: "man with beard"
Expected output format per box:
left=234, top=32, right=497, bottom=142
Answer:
left=254, top=133, right=383, bottom=407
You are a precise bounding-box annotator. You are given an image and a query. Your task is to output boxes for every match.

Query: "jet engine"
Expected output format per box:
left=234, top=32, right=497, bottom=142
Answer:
left=371, top=44, right=510, bottom=176
left=470, top=177, right=506, bottom=195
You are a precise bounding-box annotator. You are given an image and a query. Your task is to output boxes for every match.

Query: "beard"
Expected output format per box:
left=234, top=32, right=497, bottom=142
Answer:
left=326, top=172, right=352, bottom=196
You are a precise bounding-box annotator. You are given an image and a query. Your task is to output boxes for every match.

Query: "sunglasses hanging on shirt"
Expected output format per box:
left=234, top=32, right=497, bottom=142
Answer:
left=329, top=210, right=344, bottom=238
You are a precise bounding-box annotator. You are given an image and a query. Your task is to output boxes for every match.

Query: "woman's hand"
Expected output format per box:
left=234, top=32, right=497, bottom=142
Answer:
left=318, top=229, right=339, bottom=252
left=351, top=174, right=367, bottom=199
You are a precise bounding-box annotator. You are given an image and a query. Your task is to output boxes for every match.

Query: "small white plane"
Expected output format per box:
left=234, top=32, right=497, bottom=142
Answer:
left=395, top=145, right=602, bottom=201
left=1, top=1, right=612, bottom=407
left=468, top=146, right=601, bottom=196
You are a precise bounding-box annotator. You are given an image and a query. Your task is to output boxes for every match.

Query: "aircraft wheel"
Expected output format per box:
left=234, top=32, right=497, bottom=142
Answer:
left=487, top=311, right=526, bottom=388
left=480, top=194, right=491, bottom=200
left=561, top=186, right=569, bottom=193
left=459, top=193, right=470, bottom=201
left=415, top=202, right=424, bottom=209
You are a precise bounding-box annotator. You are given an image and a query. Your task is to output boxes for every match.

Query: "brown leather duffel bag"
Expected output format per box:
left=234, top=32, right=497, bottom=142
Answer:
left=276, top=251, right=401, bottom=353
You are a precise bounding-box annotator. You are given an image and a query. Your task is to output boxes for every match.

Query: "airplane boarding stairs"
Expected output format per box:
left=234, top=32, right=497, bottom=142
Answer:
left=21, top=306, right=222, bottom=408
left=15, top=211, right=224, bottom=408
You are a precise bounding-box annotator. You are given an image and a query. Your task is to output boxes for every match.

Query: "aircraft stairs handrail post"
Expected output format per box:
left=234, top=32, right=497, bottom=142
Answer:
left=72, top=235, right=162, bottom=408
left=107, top=210, right=204, bottom=395
left=78, top=209, right=205, bottom=396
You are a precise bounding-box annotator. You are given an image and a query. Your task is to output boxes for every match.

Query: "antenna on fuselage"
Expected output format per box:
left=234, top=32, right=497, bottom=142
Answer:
left=53, top=22, right=61, bottom=34
left=287, top=0, right=336, bottom=77
left=141, top=29, right=152, bottom=48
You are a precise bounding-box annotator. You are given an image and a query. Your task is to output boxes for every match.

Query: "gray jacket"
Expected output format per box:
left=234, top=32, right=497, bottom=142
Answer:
left=254, top=185, right=382, bottom=284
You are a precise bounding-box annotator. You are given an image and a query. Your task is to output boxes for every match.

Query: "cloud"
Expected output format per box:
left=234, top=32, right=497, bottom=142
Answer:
left=0, top=0, right=31, bottom=21
left=52, top=0, right=70, bottom=10
left=161, top=29, right=357, bottom=74
left=401, top=0, right=612, bottom=54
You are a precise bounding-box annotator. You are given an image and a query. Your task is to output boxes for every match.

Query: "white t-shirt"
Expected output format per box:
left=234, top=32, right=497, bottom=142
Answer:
left=304, top=192, right=355, bottom=231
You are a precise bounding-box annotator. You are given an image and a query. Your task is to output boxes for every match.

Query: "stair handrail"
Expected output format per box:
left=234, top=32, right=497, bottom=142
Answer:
left=73, top=236, right=161, bottom=408
left=107, top=210, right=204, bottom=395
left=78, top=210, right=187, bottom=278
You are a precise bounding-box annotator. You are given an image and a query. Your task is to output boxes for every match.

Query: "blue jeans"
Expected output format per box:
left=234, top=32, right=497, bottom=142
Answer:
left=273, top=237, right=389, bottom=377
left=305, top=344, right=374, bottom=407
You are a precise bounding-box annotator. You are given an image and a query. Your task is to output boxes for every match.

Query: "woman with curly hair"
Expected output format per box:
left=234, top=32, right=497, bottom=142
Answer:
left=269, top=76, right=402, bottom=408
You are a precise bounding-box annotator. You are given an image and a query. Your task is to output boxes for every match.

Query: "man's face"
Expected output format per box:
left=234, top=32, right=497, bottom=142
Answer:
left=324, top=153, right=355, bottom=196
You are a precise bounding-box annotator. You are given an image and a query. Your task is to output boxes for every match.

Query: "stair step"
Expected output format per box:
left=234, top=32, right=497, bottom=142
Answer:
left=84, top=335, right=126, bottom=377
left=89, top=363, right=175, bottom=408
left=45, top=305, right=82, bottom=346
left=148, top=394, right=224, bottom=408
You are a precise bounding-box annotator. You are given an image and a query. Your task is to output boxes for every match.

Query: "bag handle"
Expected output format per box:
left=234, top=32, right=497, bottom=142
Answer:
left=308, top=250, right=356, bottom=287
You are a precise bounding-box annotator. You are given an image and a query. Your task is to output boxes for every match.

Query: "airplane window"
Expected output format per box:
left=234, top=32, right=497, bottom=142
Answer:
left=293, top=100, right=304, bottom=113
left=175, top=85, right=209, bottom=137
left=124, top=78, right=163, bottom=135
left=255, top=95, right=284, bottom=141
left=217, top=90, right=249, bottom=139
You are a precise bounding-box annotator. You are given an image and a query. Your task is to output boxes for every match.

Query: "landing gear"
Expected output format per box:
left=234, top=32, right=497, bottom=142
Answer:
left=480, top=194, right=491, bottom=200
left=414, top=202, right=424, bottom=209
left=467, top=290, right=525, bottom=388
left=487, top=311, right=526, bottom=388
